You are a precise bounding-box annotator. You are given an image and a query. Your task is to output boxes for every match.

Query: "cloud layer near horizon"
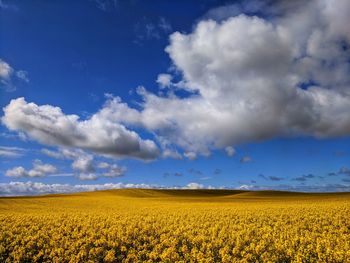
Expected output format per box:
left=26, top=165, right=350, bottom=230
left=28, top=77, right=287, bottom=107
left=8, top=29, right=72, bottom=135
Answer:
left=1, top=181, right=349, bottom=196
left=2, top=0, right=350, bottom=159
left=0, top=181, right=208, bottom=196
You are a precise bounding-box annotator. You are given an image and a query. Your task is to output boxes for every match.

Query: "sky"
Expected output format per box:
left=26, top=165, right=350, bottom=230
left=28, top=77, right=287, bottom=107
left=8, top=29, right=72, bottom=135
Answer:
left=1, top=0, right=350, bottom=196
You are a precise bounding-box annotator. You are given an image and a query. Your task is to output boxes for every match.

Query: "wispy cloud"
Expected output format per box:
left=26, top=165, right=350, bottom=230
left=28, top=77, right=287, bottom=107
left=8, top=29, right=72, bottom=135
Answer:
left=48, top=173, right=74, bottom=177
left=0, top=0, right=18, bottom=11
left=0, top=146, right=26, bottom=158
left=134, top=17, right=172, bottom=44
left=0, top=132, right=27, bottom=141
left=16, top=70, right=29, bottom=83
left=92, top=0, right=118, bottom=12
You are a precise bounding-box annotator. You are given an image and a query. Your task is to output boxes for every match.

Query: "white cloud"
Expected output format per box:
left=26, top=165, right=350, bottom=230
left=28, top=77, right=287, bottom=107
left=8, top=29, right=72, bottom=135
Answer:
left=96, top=162, right=126, bottom=177
left=77, top=173, right=97, bottom=180
left=156, top=73, right=173, bottom=88
left=30, top=160, right=58, bottom=176
left=72, top=155, right=94, bottom=173
left=97, top=162, right=110, bottom=169
left=41, top=148, right=127, bottom=179
left=16, top=70, right=29, bottom=82
left=184, top=151, right=197, bottom=160
left=5, top=160, right=57, bottom=178
left=238, top=184, right=255, bottom=190
left=42, top=148, right=95, bottom=174
left=0, top=59, right=13, bottom=79
left=0, top=146, right=25, bottom=158
left=0, top=181, right=156, bottom=196
left=185, top=182, right=204, bottom=189
left=60, top=148, right=85, bottom=159
left=0, top=59, right=14, bottom=91
left=0, top=59, right=29, bottom=91
left=42, top=148, right=97, bottom=179
left=2, top=97, right=159, bottom=160
left=102, top=164, right=126, bottom=178
left=5, top=167, right=27, bottom=178
left=240, top=156, right=252, bottom=163
left=162, top=149, right=183, bottom=159
left=41, top=148, right=64, bottom=159
left=225, top=146, right=235, bottom=157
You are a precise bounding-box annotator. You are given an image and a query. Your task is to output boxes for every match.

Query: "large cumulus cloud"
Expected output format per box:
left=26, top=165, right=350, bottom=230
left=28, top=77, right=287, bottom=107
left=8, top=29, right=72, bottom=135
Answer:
left=135, top=0, right=350, bottom=155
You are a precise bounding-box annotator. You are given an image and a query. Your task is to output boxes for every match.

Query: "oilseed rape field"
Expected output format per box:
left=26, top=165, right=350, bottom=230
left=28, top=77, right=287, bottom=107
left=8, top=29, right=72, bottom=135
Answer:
left=1, top=189, right=350, bottom=262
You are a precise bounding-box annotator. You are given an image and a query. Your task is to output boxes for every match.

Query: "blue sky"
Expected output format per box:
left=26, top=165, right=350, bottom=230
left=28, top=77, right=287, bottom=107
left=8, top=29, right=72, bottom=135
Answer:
left=1, top=0, right=350, bottom=195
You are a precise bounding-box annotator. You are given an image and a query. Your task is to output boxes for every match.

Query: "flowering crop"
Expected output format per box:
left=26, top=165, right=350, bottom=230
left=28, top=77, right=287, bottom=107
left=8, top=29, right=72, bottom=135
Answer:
left=0, top=190, right=349, bottom=262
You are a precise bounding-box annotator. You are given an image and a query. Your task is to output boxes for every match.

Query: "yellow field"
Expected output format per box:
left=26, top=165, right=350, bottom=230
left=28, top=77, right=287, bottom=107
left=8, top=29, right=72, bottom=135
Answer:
left=1, top=189, right=350, bottom=262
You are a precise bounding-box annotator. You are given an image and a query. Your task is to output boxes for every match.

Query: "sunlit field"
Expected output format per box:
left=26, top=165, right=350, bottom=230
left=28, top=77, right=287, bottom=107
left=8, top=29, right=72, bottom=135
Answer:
left=1, top=189, right=350, bottom=262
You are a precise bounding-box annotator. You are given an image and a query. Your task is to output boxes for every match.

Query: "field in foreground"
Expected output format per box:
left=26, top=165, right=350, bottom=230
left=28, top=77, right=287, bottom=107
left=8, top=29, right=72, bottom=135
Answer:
left=1, top=189, right=350, bottom=262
